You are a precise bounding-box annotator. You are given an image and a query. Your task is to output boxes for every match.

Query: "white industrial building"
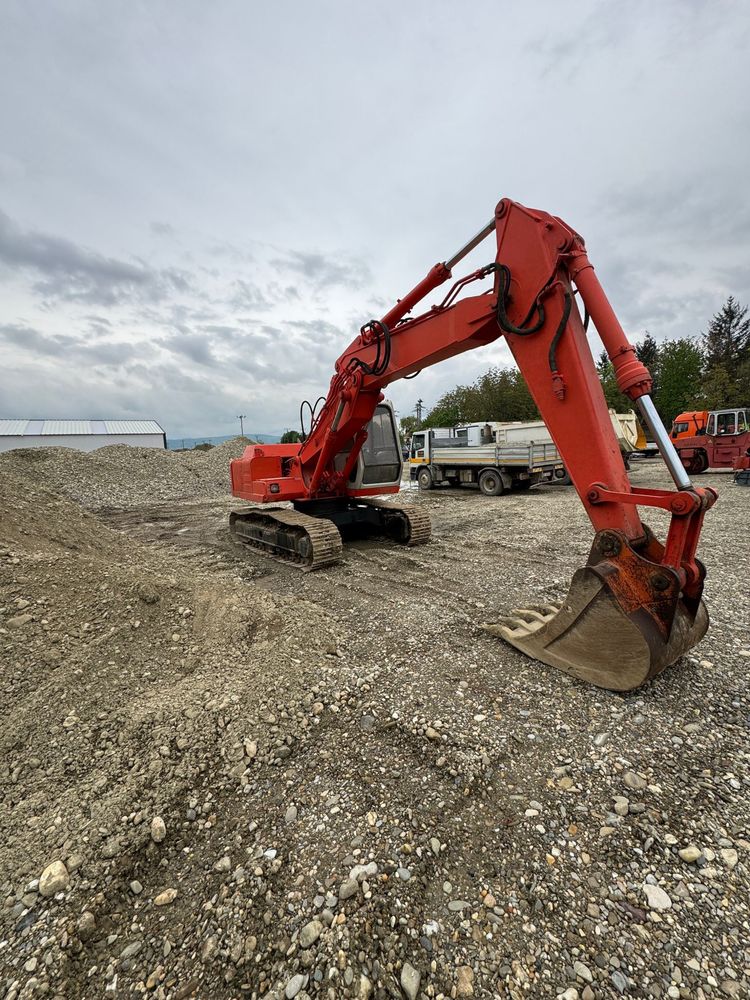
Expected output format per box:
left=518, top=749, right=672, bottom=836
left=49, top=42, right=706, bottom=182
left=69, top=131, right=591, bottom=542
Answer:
left=0, top=419, right=167, bottom=453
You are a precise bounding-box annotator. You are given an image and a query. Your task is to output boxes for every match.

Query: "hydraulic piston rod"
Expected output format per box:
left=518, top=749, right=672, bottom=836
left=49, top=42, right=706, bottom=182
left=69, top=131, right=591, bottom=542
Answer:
left=636, top=394, right=693, bottom=491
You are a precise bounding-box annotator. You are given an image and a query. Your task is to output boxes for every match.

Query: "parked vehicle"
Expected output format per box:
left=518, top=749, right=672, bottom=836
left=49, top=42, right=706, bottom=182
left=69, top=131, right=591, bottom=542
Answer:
left=674, top=407, right=750, bottom=474
left=466, top=410, right=643, bottom=458
left=409, top=423, right=564, bottom=494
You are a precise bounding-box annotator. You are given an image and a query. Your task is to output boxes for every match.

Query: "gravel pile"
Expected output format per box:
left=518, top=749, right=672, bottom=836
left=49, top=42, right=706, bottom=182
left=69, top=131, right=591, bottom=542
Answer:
left=1, top=458, right=748, bottom=999
left=0, top=437, right=255, bottom=510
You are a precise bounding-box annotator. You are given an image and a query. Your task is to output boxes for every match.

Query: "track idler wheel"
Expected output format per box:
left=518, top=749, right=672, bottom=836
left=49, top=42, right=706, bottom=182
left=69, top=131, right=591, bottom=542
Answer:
left=483, top=528, right=709, bottom=691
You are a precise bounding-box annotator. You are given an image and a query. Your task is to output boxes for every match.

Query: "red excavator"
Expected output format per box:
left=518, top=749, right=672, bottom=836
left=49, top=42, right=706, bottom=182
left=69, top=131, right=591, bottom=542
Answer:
left=230, top=197, right=717, bottom=691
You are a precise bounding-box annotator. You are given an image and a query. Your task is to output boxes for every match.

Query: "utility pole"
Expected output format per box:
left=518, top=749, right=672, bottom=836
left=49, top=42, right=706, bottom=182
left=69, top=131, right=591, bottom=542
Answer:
left=414, top=399, right=424, bottom=424
left=237, top=414, right=247, bottom=436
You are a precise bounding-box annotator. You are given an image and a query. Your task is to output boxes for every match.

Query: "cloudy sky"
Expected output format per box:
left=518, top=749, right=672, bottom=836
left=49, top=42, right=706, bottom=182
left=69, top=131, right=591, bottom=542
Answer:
left=1, top=1, right=749, bottom=439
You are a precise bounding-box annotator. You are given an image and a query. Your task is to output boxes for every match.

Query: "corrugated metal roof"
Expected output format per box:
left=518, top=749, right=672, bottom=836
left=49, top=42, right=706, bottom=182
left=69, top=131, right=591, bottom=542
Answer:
left=41, top=420, right=92, bottom=435
left=0, top=419, right=164, bottom=437
left=104, top=420, right=164, bottom=435
left=0, top=419, right=29, bottom=435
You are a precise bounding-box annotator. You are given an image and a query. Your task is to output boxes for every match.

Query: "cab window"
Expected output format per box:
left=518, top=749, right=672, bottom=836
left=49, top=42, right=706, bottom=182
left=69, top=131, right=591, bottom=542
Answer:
left=738, top=411, right=748, bottom=433
left=360, top=406, right=401, bottom=485
left=716, top=412, right=737, bottom=435
left=706, top=414, right=715, bottom=435
left=411, top=432, right=426, bottom=458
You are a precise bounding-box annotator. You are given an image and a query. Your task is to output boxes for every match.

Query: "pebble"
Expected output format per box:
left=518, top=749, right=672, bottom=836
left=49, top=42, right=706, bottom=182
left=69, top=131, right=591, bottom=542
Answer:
left=299, top=919, right=323, bottom=948
left=39, top=860, right=70, bottom=898
left=285, top=804, right=298, bottom=824
left=77, top=911, right=97, bottom=941
left=611, top=970, right=629, bottom=993
left=574, top=961, right=593, bottom=983
left=7, top=613, right=33, bottom=629
left=154, top=888, right=177, bottom=906
left=643, top=884, right=672, bottom=910
left=338, top=879, right=358, bottom=900
left=400, top=961, right=421, bottom=1000
left=448, top=899, right=470, bottom=911
left=456, top=965, right=474, bottom=996
left=150, top=816, right=167, bottom=843
left=721, top=848, right=738, bottom=869
left=286, top=974, right=305, bottom=999
left=623, top=770, right=647, bottom=790
left=678, top=844, right=702, bottom=863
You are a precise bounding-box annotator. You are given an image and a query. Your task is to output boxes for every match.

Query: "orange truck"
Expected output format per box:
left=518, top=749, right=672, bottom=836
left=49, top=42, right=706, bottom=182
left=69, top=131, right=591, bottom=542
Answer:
left=670, top=410, right=708, bottom=441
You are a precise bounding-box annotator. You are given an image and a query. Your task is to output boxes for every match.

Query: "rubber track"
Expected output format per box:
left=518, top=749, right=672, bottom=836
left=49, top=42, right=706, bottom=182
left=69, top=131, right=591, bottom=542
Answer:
left=230, top=508, right=343, bottom=571
left=359, top=498, right=432, bottom=546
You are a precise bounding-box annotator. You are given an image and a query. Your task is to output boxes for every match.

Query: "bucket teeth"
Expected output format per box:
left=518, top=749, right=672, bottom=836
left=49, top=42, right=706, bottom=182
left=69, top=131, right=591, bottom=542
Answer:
left=511, top=607, right=559, bottom=623
left=483, top=567, right=709, bottom=692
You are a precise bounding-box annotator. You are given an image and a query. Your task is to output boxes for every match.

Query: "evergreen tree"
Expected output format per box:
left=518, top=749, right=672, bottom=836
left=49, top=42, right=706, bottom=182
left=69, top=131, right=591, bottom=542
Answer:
left=702, top=296, right=750, bottom=372
left=280, top=429, right=302, bottom=443
left=636, top=332, right=660, bottom=394
left=636, top=332, right=660, bottom=369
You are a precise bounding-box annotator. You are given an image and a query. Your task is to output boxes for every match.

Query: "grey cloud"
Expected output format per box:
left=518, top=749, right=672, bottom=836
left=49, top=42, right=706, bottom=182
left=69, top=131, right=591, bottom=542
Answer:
left=161, top=331, right=218, bottom=367
left=599, top=181, right=750, bottom=245
left=285, top=318, right=350, bottom=345
left=150, top=221, right=175, bottom=236
left=0, top=323, right=72, bottom=356
left=230, top=278, right=274, bottom=311
left=271, top=250, right=371, bottom=289
left=0, top=208, right=192, bottom=306
left=0, top=322, right=140, bottom=367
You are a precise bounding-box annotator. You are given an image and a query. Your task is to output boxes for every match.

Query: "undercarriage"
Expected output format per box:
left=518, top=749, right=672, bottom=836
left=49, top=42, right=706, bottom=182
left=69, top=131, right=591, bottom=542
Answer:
left=229, top=497, right=431, bottom=570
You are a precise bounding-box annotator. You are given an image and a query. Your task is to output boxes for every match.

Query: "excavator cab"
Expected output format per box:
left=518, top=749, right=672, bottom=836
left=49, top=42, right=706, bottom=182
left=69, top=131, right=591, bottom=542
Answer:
left=344, top=403, right=403, bottom=492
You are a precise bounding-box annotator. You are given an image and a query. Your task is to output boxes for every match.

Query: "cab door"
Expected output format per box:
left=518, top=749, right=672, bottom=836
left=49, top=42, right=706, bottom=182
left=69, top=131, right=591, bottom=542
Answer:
left=410, top=431, right=429, bottom=464
left=712, top=410, right=747, bottom=465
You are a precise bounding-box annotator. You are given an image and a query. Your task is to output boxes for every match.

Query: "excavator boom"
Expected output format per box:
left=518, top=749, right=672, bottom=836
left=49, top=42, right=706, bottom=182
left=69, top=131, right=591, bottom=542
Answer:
left=230, top=197, right=717, bottom=690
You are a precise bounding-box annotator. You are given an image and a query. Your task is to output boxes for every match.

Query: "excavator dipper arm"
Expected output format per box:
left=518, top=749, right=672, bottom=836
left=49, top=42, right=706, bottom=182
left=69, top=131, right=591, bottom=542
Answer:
left=230, top=198, right=717, bottom=690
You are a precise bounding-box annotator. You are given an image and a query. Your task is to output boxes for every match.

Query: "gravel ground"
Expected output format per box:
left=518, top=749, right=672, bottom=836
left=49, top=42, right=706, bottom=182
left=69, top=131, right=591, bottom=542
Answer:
left=1, top=448, right=748, bottom=1000
left=0, top=438, right=254, bottom=510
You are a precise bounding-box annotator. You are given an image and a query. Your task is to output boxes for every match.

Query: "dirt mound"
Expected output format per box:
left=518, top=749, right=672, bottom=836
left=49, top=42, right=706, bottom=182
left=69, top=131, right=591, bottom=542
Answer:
left=0, top=467, right=345, bottom=996
left=0, top=437, right=258, bottom=510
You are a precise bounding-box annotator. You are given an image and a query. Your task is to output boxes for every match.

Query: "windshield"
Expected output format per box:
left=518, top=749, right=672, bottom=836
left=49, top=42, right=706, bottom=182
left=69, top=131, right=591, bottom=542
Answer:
left=716, top=412, right=738, bottom=435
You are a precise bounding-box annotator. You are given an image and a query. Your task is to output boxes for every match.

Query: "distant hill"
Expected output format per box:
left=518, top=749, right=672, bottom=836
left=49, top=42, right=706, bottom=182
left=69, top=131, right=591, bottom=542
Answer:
left=167, top=433, right=281, bottom=450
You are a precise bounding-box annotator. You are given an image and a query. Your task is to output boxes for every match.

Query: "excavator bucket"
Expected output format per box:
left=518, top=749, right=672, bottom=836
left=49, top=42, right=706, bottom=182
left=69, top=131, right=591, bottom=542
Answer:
left=483, top=530, right=709, bottom=691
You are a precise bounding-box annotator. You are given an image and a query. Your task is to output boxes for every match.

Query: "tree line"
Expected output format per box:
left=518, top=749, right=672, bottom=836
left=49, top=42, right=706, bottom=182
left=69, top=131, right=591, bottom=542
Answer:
left=414, top=296, right=750, bottom=431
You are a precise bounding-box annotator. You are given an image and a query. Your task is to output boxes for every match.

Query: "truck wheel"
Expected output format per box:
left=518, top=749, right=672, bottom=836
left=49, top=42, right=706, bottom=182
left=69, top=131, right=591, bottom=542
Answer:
left=417, top=467, right=433, bottom=490
left=692, top=451, right=709, bottom=474
left=479, top=469, right=504, bottom=496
